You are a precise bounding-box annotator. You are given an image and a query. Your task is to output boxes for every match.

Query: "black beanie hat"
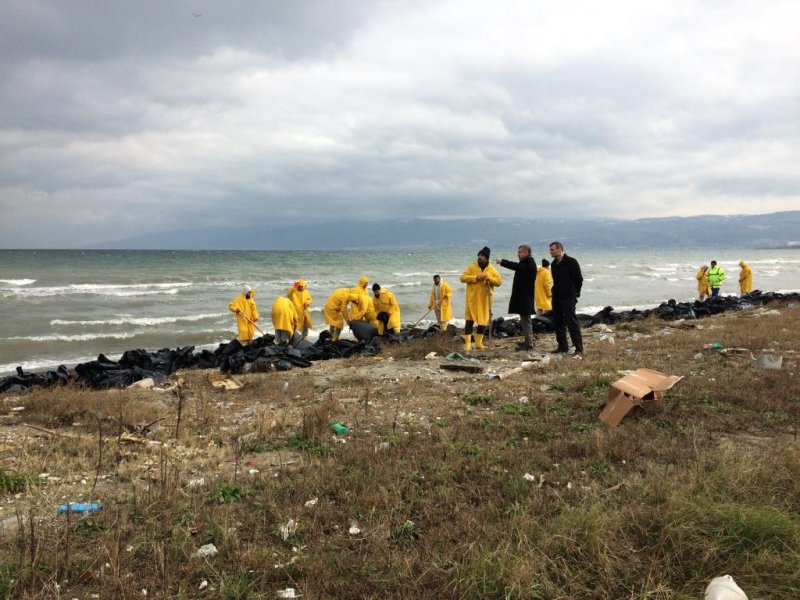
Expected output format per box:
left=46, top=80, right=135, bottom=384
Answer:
left=478, top=246, right=491, bottom=259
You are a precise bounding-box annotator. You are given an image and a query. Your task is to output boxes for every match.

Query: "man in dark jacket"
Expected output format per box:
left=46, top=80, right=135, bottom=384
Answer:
left=496, top=244, right=537, bottom=351
left=549, top=241, right=583, bottom=355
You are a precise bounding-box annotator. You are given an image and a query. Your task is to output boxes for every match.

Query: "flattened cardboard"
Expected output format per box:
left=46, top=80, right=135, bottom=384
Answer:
left=599, top=368, right=682, bottom=427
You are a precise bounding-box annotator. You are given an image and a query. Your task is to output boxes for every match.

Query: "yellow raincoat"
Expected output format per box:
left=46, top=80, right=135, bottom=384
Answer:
left=428, top=279, right=453, bottom=322
left=460, top=262, right=502, bottom=325
left=696, top=267, right=711, bottom=298
left=373, top=288, right=401, bottom=334
left=324, top=288, right=366, bottom=330
left=534, top=266, right=553, bottom=312
left=228, top=289, right=259, bottom=343
left=738, top=261, right=753, bottom=293
left=287, top=280, right=313, bottom=330
left=271, top=296, right=300, bottom=336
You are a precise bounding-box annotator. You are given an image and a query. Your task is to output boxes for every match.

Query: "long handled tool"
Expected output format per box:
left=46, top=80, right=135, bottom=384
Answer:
left=239, top=311, right=267, bottom=337
left=410, top=306, right=434, bottom=330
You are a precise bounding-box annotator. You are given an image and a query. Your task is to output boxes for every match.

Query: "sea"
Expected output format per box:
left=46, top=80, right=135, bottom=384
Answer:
left=2, top=248, right=799, bottom=377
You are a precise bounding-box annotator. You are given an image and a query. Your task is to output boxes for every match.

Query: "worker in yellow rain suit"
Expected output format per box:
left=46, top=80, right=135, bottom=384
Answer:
left=738, top=261, right=753, bottom=296
left=372, top=284, right=401, bottom=336
left=271, top=295, right=301, bottom=346
left=428, top=275, right=453, bottom=331
left=696, top=266, right=711, bottom=300
left=534, top=259, right=553, bottom=314
left=229, top=286, right=259, bottom=344
left=324, top=288, right=369, bottom=341
left=287, top=279, right=313, bottom=338
left=459, top=247, right=502, bottom=350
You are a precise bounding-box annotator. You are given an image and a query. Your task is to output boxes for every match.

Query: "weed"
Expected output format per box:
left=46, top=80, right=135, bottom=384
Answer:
left=0, top=469, right=37, bottom=494
left=497, top=404, right=533, bottom=416
left=213, top=482, right=246, bottom=504
left=464, top=391, right=493, bottom=406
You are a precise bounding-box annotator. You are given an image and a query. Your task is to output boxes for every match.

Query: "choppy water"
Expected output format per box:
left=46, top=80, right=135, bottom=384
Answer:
left=2, top=248, right=799, bottom=376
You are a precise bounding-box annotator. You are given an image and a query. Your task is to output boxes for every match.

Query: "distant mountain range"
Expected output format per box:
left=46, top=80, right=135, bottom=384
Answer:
left=93, top=211, right=800, bottom=250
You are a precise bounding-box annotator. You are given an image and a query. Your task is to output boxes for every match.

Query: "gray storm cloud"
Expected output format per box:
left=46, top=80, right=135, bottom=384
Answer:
left=1, top=0, right=799, bottom=247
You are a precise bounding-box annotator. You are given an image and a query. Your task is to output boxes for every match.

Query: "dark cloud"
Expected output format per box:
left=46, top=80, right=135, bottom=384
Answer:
left=1, top=0, right=798, bottom=248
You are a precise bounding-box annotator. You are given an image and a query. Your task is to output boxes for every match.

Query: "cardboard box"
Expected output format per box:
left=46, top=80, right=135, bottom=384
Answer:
left=599, top=368, right=683, bottom=427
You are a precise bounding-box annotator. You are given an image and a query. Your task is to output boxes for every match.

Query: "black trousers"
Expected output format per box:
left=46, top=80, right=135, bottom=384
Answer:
left=552, top=296, right=583, bottom=352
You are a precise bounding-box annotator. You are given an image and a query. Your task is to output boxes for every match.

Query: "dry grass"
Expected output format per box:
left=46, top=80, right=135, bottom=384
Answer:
left=1, top=303, right=799, bottom=598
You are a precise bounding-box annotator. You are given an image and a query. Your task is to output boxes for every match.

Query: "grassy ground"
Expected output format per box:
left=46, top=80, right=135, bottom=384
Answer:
left=1, top=303, right=799, bottom=599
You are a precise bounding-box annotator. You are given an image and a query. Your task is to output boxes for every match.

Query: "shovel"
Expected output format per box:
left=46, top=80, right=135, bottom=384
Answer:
left=410, top=306, right=434, bottom=330
left=238, top=312, right=267, bottom=337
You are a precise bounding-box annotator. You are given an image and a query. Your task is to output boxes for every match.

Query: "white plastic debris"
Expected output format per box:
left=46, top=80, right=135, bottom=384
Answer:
left=187, top=478, right=205, bottom=489
left=523, top=473, right=537, bottom=482
left=424, top=352, right=438, bottom=360
left=279, top=519, right=298, bottom=540
left=751, top=353, right=782, bottom=370
left=282, top=381, right=289, bottom=393
left=374, top=442, right=390, bottom=452
left=193, top=543, right=218, bottom=558
left=349, top=523, right=362, bottom=535
left=276, top=588, right=302, bottom=598
left=705, top=575, right=748, bottom=600
left=199, top=580, right=208, bottom=590
left=304, top=497, right=318, bottom=507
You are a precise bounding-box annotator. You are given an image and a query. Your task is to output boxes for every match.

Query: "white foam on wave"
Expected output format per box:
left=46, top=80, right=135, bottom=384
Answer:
left=395, top=281, right=423, bottom=287
left=6, top=332, right=137, bottom=342
left=393, top=272, right=430, bottom=277
left=50, top=313, right=223, bottom=327
left=7, top=283, right=189, bottom=298
left=0, top=279, right=36, bottom=286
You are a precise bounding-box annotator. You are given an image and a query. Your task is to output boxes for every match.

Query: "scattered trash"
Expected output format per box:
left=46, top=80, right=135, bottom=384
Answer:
left=193, top=543, right=218, bottom=558
left=703, top=342, right=723, bottom=350
left=186, top=478, right=205, bottom=489
left=751, top=353, right=782, bottom=370
left=599, top=368, right=683, bottom=427
left=705, top=575, right=748, bottom=600
left=0, top=515, right=26, bottom=535
left=440, top=352, right=483, bottom=373
left=374, top=441, right=390, bottom=452
left=424, top=352, right=438, bottom=360
left=10, top=406, right=25, bottom=412
left=57, top=502, right=102, bottom=515
left=128, top=378, right=155, bottom=389
left=304, top=497, right=318, bottom=507
left=693, top=352, right=704, bottom=360
left=199, top=580, right=208, bottom=590
left=523, top=473, right=537, bottom=482
left=330, top=423, right=349, bottom=435
left=600, top=483, right=625, bottom=494
left=276, top=588, right=302, bottom=599
left=279, top=519, right=298, bottom=540
left=518, top=396, right=529, bottom=404
left=282, top=381, right=289, bottom=393
left=348, top=523, right=361, bottom=535
left=207, top=373, right=244, bottom=390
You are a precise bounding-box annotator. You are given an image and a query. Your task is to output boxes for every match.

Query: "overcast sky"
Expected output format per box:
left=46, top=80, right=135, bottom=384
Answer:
left=2, top=0, right=799, bottom=248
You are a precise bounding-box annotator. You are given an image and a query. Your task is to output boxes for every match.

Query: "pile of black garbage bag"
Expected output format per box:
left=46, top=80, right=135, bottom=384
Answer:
left=0, top=331, right=381, bottom=394
left=2, top=291, right=798, bottom=394
left=416, top=290, right=800, bottom=340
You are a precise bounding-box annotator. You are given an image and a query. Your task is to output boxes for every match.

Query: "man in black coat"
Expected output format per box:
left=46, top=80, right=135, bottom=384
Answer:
left=549, top=241, right=583, bottom=355
left=496, top=244, right=537, bottom=351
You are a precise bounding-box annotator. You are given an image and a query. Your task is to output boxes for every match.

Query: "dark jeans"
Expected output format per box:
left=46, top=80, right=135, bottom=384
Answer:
left=711, top=287, right=721, bottom=297
left=552, top=297, right=583, bottom=352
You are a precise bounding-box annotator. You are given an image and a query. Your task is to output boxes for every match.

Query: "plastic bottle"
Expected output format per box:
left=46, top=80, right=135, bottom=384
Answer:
left=330, top=423, right=349, bottom=435
left=57, top=503, right=103, bottom=514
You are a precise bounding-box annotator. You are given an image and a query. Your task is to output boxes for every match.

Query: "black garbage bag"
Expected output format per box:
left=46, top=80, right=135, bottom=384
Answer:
left=351, top=320, right=379, bottom=343
left=194, top=349, right=220, bottom=369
